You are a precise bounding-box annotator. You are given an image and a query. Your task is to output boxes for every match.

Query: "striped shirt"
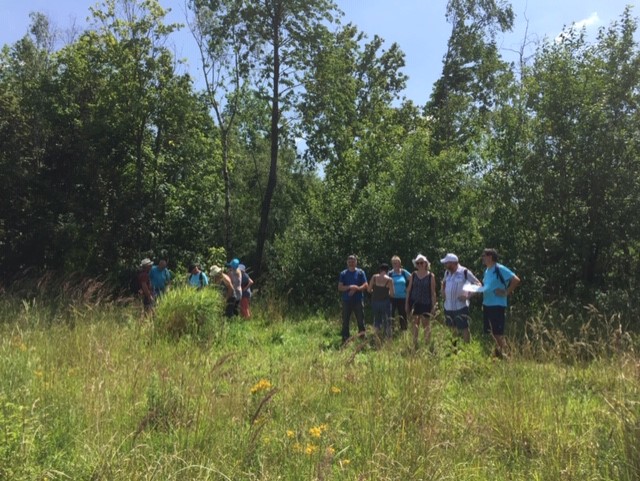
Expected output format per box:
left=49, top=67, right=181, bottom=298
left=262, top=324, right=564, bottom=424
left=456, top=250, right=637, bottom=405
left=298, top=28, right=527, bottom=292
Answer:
left=443, top=265, right=479, bottom=311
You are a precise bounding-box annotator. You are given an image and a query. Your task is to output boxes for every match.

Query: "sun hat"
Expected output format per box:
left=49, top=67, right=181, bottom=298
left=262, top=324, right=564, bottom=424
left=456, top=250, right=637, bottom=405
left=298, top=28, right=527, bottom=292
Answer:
left=238, top=264, right=246, bottom=272
left=140, top=258, right=153, bottom=267
left=440, top=253, right=459, bottom=264
left=209, top=265, right=222, bottom=277
left=412, top=254, right=429, bottom=267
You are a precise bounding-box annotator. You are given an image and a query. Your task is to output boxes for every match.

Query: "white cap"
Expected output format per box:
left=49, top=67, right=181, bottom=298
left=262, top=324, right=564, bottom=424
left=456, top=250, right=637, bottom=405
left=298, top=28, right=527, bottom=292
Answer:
left=440, top=253, right=459, bottom=264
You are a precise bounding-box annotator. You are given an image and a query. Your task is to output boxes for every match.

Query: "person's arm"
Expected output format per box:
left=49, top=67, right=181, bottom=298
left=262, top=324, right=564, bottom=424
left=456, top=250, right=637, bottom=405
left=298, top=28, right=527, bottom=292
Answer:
left=405, top=274, right=413, bottom=311
left=430, top=273, right=437, bottom=315
left=368, top=274, right=377, bottom=293
left=504, top=275, right=521, bottom=296
left=387, top=276, right=395, bottom=298
left=243, top=275, right=254, bottom=292
left=441, top=278, right=446, bottom=301
left=140, top=277, right=153, bottom=301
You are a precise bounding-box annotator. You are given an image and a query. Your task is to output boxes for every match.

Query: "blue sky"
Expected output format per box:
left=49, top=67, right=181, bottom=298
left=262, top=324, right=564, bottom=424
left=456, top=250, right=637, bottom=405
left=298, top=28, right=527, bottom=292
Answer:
left=1, top=0, right=635, bottom=105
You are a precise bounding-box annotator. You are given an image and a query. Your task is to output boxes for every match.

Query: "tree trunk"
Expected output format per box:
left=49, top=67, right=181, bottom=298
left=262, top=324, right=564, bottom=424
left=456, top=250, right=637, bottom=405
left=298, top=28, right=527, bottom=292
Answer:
left=255, top=8, right=280, bottom=277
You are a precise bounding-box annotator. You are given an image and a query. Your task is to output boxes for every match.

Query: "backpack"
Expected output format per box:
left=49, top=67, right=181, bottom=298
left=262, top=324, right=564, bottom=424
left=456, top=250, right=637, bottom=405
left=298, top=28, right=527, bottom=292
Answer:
left=494, top=263, right=509, bottom=287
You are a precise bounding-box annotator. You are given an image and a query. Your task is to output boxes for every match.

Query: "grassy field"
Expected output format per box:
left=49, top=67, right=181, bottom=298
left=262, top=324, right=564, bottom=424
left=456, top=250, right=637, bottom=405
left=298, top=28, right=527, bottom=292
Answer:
left=1, top=291, right=639, bottom=480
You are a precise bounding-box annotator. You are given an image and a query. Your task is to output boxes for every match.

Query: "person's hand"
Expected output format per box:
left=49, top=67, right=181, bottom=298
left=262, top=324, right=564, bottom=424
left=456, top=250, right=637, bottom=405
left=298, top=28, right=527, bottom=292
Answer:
left=348, top=285, right=358, bottom=296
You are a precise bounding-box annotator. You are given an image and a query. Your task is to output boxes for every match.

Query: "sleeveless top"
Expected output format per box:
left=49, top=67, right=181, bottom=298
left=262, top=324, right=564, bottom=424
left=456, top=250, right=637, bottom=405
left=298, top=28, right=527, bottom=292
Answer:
left=371, top=277, right=391, bottom=302
left=410, top=272, right=433, bottom=305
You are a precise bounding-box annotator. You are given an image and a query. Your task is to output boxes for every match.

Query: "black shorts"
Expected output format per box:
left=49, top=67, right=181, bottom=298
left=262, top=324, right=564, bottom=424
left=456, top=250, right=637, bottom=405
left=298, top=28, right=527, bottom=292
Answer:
left=483, top=305, right=506, bottom=335
left=410, top=302, right=432, bottom=316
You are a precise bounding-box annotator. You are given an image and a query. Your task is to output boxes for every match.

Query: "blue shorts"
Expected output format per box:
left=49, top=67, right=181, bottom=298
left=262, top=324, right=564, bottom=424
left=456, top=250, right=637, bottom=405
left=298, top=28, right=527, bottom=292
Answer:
left=445, top=307, right=470, bottom=330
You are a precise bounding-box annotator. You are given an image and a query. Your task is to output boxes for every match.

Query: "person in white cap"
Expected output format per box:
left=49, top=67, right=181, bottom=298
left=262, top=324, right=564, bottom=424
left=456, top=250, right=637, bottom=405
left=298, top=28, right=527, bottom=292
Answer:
left=441, top=253, right=481, bottom=343
left=405, top=254, right=437, bottom=348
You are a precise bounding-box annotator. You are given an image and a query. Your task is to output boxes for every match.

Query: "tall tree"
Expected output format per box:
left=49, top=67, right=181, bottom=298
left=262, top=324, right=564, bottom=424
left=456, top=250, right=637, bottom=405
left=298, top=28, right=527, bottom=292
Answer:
left=426, top=0, right=514, bottom=156
left=240, top=0, right=338, bottom=276
left=188, top=0, right=251, bottom=255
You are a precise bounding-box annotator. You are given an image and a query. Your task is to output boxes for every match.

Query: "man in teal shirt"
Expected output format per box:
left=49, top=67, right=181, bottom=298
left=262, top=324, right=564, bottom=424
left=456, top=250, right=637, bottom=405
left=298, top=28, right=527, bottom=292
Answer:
left=481, top=248, right=521, bottom=357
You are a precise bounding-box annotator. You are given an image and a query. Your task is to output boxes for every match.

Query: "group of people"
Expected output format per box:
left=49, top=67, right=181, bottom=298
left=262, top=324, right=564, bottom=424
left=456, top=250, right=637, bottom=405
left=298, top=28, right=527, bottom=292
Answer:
left=338, top=248, right=521, bottom=356
left=136, top=257, right=254, bottom=319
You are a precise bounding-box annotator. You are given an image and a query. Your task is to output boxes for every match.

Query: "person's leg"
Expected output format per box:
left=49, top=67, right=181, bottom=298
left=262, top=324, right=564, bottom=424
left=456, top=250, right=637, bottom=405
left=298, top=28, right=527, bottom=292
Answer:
left=422, top=314, right=432, bottom=345
left=456, top=307, right=471, bottom=343
left=240, top=297, right=250, bottom=318
left=341, top=300, right=352, bottom=342
left=487, top=306, right=507, bottom=357
left=354, top=300, right=365, bottom=336
left=372, top=301, right=383, bottom=332
left=398, top=298, right=408, bottom=331
left=382, top=300, right=392, bottom=338
left=444, top=310, right=457, bottom=338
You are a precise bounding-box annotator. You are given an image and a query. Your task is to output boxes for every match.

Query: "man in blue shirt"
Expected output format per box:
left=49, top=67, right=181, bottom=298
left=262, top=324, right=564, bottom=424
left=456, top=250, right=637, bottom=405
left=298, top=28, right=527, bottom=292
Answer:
left=338, top=254, right=368, bottom=343
left=481, top=248, right=521, bottom=357
left=188, top=263, right=209, bottom=289
left=149, top=258, right=172, bottom=297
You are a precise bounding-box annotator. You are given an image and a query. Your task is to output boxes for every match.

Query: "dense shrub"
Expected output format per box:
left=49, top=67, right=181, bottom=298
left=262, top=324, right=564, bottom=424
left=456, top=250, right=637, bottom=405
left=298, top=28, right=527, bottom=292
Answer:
left=153, top=287, right=224, bottom=339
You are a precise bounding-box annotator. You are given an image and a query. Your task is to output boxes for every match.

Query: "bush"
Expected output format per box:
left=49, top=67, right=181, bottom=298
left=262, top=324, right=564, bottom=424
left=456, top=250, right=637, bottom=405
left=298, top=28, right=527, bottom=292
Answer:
left=153, top=286, right=224, bottom=339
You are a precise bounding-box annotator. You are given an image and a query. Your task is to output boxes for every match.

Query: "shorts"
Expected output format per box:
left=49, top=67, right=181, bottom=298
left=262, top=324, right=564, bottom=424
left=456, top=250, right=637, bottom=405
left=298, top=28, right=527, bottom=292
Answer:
left=483, top=305, right=506, bottom=335
left=410, top=302, right=432, bottom=316
left=445, top=307, right=470, bottom=330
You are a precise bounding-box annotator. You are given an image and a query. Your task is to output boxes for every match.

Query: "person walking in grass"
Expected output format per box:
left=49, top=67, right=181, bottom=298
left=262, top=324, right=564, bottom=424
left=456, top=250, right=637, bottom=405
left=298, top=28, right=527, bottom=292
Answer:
left=481, top=248, right=521, bottom=358
left=368, top=262, right=395, bottom=339
left=226, top=258, right=243, bottom=317
left=389, top=255, right=411, bottom=331
left=441, top=253, right=481, bottom=343
left=405, top=254, right=437, bottom=348
left=239, top=263, right=254, bottom=319
left=138, top=258, right=155, bottom=313
left=188, top=263, right=209, bottom=289
left=209, top=265, right=235, bottom=317
left=149, top=258, right=172, bottom=298
left=338, top=254, right=368, bottom=343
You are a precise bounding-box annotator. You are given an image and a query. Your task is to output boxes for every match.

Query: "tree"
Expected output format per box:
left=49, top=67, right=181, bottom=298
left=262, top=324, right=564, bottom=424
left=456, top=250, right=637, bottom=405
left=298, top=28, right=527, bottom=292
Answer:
left=426, top=0, right=514, bottom=156
left=240, top=0, right=338, bottom=276
left=188, top=0, right=251, bottom=255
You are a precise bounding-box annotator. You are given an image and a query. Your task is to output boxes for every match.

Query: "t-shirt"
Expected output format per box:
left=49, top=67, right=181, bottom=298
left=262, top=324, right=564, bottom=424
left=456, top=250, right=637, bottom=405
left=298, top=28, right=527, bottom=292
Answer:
left=482, top=263, right=515, bottom=307
left=149, top=266, right=171, bottom=292
left=389, top=269, right=410, bottom=299
left=339, top=268, right=367, bottom=301
left=188, top=271, right=209, bottom=289
left=137, top=270, right=151, bottom=295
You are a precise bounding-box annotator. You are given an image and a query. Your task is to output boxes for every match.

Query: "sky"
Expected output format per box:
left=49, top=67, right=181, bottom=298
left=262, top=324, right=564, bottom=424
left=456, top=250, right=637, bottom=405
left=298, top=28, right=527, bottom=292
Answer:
left=0, top=0, right=635, bottom=105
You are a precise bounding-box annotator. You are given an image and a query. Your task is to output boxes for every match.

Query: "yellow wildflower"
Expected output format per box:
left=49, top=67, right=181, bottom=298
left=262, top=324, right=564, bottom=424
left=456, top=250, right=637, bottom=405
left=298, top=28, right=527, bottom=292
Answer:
left=341, top=459, right=351, bottom=466
left=326, top=446, right=335, bottom=455
left=250, top=379, right=272, bottom=394
left=305, top=443, right=318, bottom=455
left=286, top=430, right=295, bottom=438
left=309, top=423, right=328, bottom=438
left=292, top=442, right=302, bottom=453
left=331, top=386, right=341, bottom=394
left=34, top=370, right=44, bottom=378
left=19, top=343, right=27, bottom=352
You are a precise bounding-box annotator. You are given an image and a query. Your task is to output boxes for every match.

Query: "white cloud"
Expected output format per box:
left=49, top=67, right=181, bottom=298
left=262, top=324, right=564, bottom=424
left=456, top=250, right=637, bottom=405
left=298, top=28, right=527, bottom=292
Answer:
left=555, top=12, right=601, bottom=43
left=574, top=12, right=600, bottom=29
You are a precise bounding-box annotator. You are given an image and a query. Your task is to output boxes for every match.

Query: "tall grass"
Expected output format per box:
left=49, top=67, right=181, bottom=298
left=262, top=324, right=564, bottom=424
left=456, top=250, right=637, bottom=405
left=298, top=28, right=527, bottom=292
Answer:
left=0, top=294, right=638, bottom=480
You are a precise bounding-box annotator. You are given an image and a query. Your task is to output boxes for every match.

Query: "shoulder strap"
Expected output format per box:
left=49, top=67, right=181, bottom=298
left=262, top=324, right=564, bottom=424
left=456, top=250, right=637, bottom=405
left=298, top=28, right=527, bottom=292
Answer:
left=464, top=268, right=468, bottom=280
left=199, top=271, right=204, bottom=287
left=495, top=264, right=507, bottom=287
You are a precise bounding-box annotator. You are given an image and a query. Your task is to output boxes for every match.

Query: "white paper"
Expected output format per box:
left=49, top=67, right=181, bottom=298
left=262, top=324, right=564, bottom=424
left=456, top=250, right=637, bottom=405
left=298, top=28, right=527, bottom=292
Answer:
left=462, top=283, right=484, bottom=293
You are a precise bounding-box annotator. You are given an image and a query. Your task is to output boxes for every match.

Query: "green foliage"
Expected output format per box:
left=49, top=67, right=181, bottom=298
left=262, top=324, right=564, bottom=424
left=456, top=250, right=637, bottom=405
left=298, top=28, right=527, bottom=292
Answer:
left=153, top=286, right=224, bottom=339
